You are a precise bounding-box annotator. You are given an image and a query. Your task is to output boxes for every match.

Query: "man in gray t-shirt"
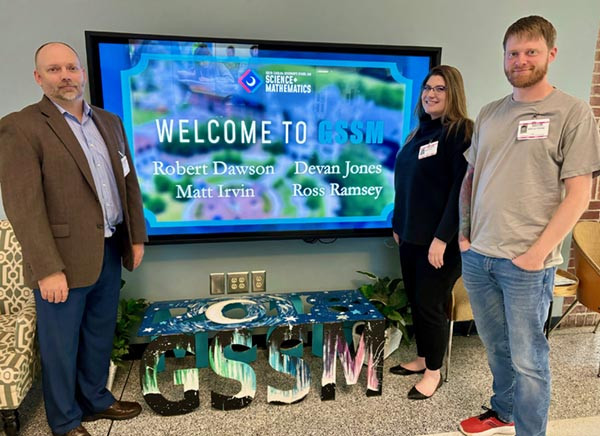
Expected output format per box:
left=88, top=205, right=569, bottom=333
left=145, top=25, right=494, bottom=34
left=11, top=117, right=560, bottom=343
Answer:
left=457, top=16, right=600, bottom=436
left=467, top=89, right=600, bottom=267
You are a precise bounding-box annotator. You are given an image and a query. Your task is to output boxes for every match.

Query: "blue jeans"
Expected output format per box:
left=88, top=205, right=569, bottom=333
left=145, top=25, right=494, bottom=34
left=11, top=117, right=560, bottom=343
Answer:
left=461, top=249, right=555, bottom=436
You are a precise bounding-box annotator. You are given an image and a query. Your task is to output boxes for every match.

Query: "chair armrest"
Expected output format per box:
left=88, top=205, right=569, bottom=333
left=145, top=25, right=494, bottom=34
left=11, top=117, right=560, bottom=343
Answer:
left=14, top=303, right=37, bottom=355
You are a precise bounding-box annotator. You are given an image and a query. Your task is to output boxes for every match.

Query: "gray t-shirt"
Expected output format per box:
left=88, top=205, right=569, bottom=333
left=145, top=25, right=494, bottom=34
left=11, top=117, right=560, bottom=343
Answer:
left=465, top=88, right=600, bottom=267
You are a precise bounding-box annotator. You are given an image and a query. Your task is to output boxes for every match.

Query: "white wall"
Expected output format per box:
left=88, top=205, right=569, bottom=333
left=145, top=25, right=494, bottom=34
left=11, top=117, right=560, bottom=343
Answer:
left=0, top=0, right=598, bottom=300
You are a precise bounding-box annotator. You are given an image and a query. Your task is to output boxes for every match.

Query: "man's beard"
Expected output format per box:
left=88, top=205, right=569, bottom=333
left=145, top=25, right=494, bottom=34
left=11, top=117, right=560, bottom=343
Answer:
left=504, top=61, right=548, bottom=88
left=53, top=84, right=83, bottom=102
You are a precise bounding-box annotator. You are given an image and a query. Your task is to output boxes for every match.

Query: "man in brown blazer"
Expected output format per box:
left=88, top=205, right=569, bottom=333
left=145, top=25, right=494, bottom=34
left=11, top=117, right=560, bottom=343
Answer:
left=0, top=42, right=147, bottom=436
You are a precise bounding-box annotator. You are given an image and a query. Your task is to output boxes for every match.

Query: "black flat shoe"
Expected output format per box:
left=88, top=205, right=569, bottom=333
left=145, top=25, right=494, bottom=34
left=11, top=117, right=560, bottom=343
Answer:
left=407, top=377, right=444, bottom=400
left=389, top=364, right=426, bottom=376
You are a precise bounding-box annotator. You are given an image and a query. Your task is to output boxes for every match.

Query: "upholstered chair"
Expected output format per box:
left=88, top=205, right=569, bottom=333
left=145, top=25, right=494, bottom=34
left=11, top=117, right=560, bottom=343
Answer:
left=0, top=220, right=37, bottom=436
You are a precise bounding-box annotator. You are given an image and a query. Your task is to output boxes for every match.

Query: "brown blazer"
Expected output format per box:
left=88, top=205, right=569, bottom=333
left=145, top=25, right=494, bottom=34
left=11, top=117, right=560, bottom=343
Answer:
left=0, top=96, right=147, bottom=289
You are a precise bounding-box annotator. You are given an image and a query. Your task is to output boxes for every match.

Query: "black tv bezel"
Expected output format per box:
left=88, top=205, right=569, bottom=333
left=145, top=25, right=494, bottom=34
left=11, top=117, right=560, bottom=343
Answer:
left=85, top=30, right=442, bottom=245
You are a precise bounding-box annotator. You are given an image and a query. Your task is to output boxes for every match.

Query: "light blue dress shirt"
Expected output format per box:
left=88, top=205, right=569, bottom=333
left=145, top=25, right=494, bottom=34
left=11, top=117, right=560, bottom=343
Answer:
left=53, top=101, right=123, bottom=237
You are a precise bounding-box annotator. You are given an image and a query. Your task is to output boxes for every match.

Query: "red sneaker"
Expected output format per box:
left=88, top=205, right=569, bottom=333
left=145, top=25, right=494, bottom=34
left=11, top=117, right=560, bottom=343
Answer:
left=459, top=407, right=516, bottom=436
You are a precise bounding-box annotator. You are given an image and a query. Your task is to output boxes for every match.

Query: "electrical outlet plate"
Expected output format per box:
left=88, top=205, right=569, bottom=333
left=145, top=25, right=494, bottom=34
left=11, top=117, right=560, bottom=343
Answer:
left=227, top=272, right=250, bottom=293
left=251, top=270, right=266, bottom=292
left=209, top=273, right=225, bottom=295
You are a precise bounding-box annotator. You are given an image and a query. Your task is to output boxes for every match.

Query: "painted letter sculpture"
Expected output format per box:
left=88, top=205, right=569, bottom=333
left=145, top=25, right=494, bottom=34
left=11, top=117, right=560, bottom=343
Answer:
left=138, top=291, right=385, bottom=415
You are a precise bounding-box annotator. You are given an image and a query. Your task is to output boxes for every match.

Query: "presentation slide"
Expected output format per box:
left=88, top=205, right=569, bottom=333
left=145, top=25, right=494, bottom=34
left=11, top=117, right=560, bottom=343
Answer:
left=92, top=38, right=434, bottom=240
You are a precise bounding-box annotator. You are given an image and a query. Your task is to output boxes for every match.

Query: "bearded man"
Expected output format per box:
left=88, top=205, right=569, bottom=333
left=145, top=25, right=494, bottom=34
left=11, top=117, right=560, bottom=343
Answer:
left=0, top=42, right=147, bottom=436
left=456, top=16, right=600, bottom=436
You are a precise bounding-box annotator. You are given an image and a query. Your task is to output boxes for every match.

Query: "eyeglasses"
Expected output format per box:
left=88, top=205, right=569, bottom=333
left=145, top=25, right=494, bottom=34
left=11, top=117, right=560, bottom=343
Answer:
left=422, top=85, right=447, bottom=94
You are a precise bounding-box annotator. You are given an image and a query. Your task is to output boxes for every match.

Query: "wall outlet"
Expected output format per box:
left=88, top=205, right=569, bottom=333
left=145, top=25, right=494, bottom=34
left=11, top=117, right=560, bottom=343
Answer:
left=251, top=270, right=266, bottom=292
left=209, top=273, right=225, bottom=295
left=227, top=272, right=250, bottom=293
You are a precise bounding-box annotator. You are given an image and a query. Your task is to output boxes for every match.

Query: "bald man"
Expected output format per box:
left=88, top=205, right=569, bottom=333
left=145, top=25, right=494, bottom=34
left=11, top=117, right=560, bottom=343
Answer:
left=0, top=42, right=147, bottom=436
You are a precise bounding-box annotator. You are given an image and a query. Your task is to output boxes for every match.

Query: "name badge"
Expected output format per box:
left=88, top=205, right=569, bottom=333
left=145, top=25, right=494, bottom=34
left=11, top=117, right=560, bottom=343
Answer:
left=517, top=118, right=550, bottom=140
left=121, top=155, right=131, bottom=177
left=418, top=141, right=438, bottom=159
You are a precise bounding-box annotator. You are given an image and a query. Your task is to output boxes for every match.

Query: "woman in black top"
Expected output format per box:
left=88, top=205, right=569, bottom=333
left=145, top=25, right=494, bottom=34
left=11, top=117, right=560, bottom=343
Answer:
left=391, top=65, right=473, bottom=400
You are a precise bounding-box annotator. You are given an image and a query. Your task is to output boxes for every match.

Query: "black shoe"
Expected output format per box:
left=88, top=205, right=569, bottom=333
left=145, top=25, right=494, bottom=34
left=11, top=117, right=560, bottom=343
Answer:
left=407, top=377, right=443, bottom=400
left=389, top=364, right=426, bottom=375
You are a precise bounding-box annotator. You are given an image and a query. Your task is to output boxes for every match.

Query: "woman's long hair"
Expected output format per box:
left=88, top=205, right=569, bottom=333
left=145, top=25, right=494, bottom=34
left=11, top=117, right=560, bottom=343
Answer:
left=412, top=65, right=473, bottom=142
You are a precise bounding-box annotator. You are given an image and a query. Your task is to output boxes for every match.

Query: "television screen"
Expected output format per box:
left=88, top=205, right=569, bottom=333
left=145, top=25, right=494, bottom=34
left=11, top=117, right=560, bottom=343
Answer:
left=85, top=31, right=440, bottom=243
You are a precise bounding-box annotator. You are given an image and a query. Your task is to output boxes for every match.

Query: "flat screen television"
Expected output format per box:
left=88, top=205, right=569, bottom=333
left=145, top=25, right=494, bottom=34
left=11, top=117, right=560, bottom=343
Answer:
left=85, top=31, right=440, bottom=243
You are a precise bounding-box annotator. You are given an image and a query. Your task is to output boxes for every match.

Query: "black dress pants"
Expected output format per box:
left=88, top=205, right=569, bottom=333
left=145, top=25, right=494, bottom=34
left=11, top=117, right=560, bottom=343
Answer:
left=399, top=239, right=461, bottom=370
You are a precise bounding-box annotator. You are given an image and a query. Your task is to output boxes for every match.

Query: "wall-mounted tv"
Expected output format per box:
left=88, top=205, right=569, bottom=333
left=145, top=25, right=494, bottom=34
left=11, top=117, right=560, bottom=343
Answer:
left=85, top=31, right=440, bottom=243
